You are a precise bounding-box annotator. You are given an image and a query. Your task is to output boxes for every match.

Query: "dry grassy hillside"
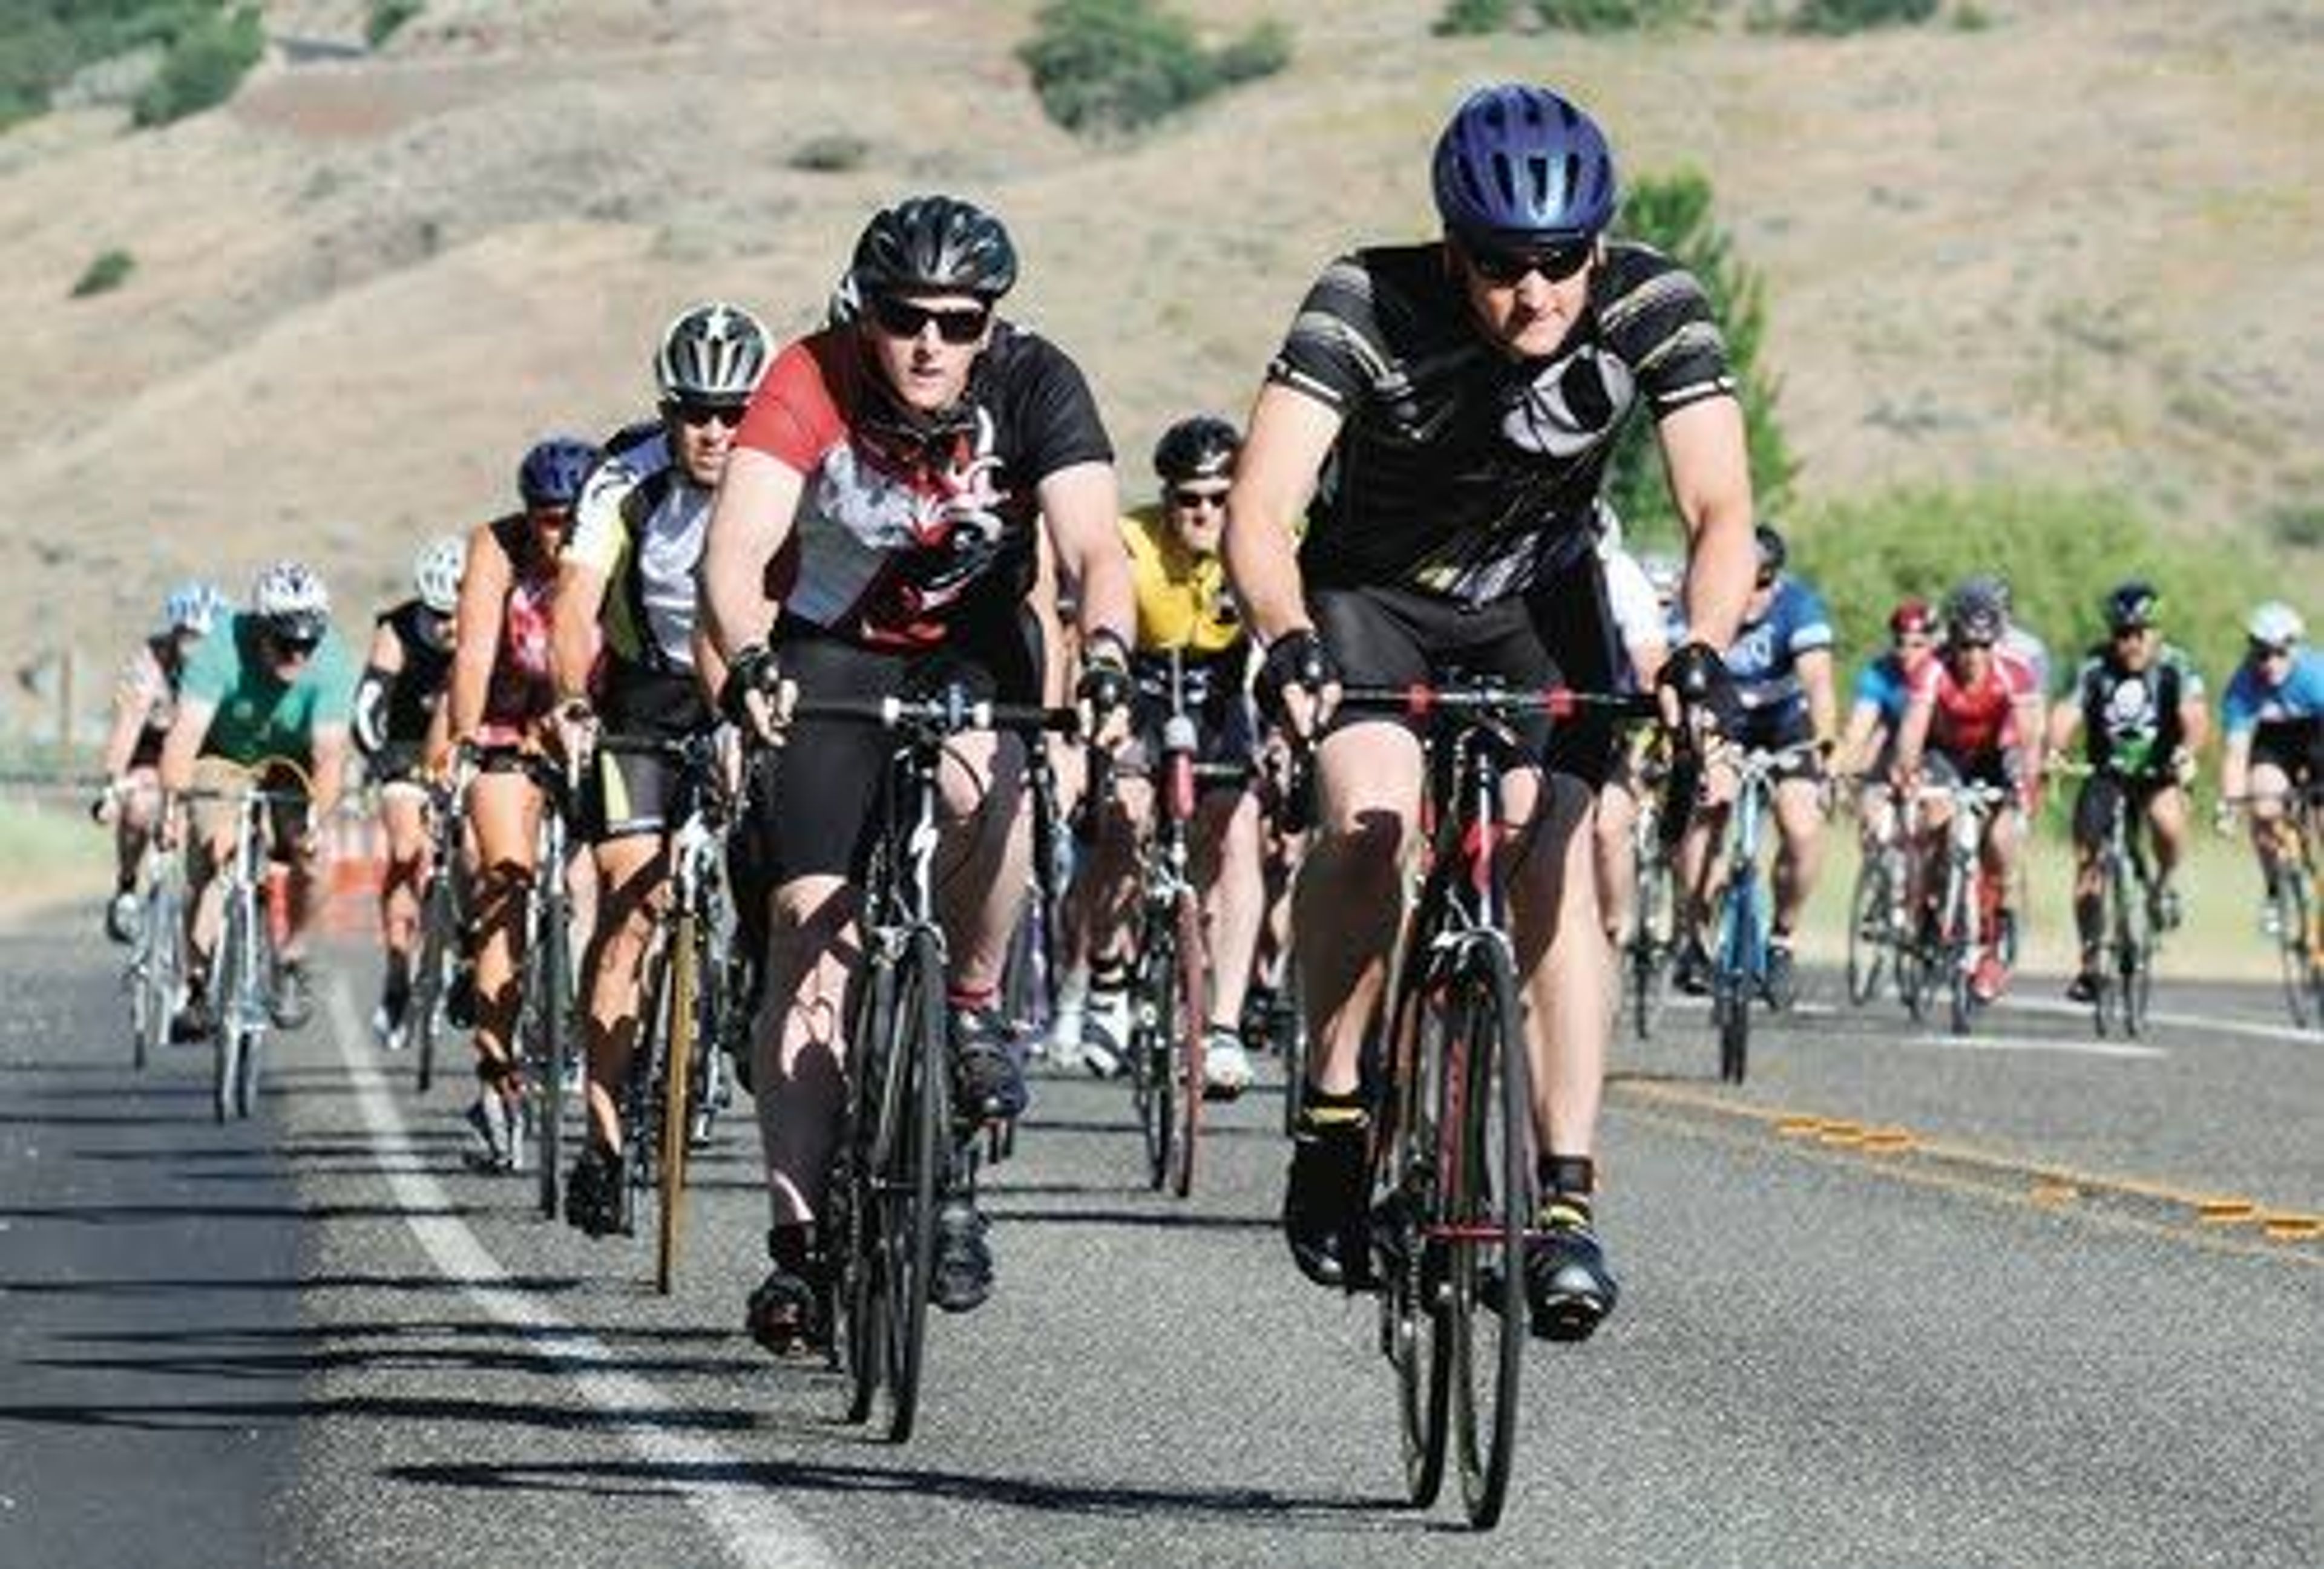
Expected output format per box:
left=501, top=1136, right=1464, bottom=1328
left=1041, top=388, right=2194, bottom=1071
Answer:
left=4, top=0, right=2320, bottom=736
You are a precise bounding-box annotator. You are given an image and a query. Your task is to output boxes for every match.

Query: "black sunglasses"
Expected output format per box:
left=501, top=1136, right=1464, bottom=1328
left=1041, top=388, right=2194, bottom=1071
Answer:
left=271, top=631, right=321, bottom=657
left=868, top=294, right=991, bottom=345
left=1168, top=486, right=1229, bottom=511
left=1464, top=237, right=1594, bottom=287
left=669, top=400, right=747, bottom=429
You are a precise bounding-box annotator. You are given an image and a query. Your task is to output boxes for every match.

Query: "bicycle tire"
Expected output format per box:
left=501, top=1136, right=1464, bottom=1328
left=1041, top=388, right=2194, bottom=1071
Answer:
left=839, top=946, right=896, bottom=1426
left=1133, top=908, right=1177, bottom=1191
left=1168, top=886, right=1207, bottom=1199
left=2276, top=869, right=2315, bottom=1029
left=133, top=878, right=180, bottom=1071
left=1276, top=960, right=1308, bottom=1139
left=411, top=871, right=453, bottom=1095
left=1945, top=866, right=1975, bottom=1038
left=1714, top=881, right=1756, bottom=1084
left=536, top=889, right=568, bottom=1219
left=212, top=886, right=251, bottom=1124
left=1376, top=938, right=1449, bottom=1510
left=1447, top=938, right=1528, bottom=1530
left=1845, top=857, right=1889, bottom=1008
left=655, top=909, right=698, bottom=1296
left=1627, top=852, right=1672, bottom=1041
left=881, top=929, right=945, bottom=1444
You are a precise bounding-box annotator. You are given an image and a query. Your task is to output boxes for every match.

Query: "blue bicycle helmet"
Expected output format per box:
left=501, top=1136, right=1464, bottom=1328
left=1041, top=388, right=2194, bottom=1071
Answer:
left=516, top=435, right=600, bottom=510
left=1431, top=84, right=1619, bottom=245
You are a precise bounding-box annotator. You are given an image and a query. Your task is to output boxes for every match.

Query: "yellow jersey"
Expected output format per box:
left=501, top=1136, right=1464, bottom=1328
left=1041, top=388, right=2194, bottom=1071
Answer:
left=1120, top=508, right=1245, bottom=658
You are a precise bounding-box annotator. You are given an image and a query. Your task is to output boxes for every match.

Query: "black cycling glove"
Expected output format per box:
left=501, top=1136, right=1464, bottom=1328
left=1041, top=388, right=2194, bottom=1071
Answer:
left=719, top=643, right=783, bottom=730
left=1656, top=639, right=1742, bottom=740
left=1075, top=638, right=1135, bottom=736
left=1255, top=629, right=1341, bottom=730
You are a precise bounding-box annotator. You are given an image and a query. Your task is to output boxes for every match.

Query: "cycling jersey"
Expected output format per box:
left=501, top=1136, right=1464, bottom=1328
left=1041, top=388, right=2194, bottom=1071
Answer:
left=181, top=612, right=357, bottom=767
left=1267, top=239, right=1734, bottom=606
left=565, top=420, right=711, bottom=676
left=475, top=513, right=560, bottom=746
left=1853, top=653, right=1914, bottom=731
left=738, top=322, right=1112, bottom=649
left=369, top=599, right=453, bottom=748
left=1598, top=542, right=1661, bottom=695
left=116, top=634, right=188, bottom=768
left=1685, top=575, right=1831, bottom=731
left=2068, top=643, right=2202, bottom=776
left=1121, top=506, right=1244, bottom=658
left=2004, top=624, right=2052, bottom=699
left=2221, top=647, right=2324, bottom=734
left=1911, top=650, right=2035, bottom=765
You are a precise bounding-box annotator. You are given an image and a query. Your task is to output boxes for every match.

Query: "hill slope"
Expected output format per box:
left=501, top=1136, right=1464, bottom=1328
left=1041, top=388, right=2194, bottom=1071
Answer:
left=4, top=0, right=2319, bottom=732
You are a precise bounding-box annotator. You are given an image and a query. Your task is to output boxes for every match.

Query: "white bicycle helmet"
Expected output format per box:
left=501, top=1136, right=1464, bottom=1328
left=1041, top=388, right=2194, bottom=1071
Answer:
left=2247, top=601, right=2305, bottom=647
left=412, top=534, right=467, bottom=615
left=251, top=559, right=331, bottom=641
left=160, top=580, right=231, bottom=637
left=655, top=301, right=770, bottom=403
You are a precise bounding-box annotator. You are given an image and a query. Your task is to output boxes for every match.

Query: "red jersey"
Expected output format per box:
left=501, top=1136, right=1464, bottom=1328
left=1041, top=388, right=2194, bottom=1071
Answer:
left=474, top=513, right=560, bottom=745
left=1910, top=647, right=2035, bottom=761
left=735, top=324, right=1112, bottom=650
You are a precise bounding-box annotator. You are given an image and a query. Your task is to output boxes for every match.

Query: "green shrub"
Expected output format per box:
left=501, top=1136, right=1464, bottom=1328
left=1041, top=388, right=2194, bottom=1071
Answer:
left=1788, top=0, right=1940, bottom=34
left=70, top=247, right=135, bottom=296
left=365, top=0, right=422, bottom=49
left=1018, top=0, right=1290, bottom=138
left=131, top=4, right=261, bottom=126
left=1434, top=0, right=1516, bottom=34
left=1603, top=169, right=1797, bottom=546
left=1790, top=486, right=2277, bottom=693
left=2266, top=500, right=2324, bottom=551
left=0, top=1, right=222, bottom=130
left=789, top=133, right=872, bottom=172
left=1534, top=0, right=1706, bottom=29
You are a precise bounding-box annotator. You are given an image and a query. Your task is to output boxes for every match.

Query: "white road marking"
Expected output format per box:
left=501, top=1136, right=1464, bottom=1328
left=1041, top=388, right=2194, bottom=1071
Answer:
left=1998, top=994, right=2320, bottom=1046
left=325, top=980, right=840, bottom=1569
left=1897, top=1032, right=2165, bottom=1060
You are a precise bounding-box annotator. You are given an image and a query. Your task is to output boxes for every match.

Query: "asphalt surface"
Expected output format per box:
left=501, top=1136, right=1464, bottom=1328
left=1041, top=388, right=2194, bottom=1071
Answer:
left=2, top=918, right=2317, bottom=1568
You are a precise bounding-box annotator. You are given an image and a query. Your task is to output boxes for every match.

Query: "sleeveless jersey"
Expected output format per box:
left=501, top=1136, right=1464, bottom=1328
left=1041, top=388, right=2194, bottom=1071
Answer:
left=2070, top=643, right=2202, bottom=775
left=477, top=513, right=559, bottom=742
left=374, top=598, right=453, bottom=746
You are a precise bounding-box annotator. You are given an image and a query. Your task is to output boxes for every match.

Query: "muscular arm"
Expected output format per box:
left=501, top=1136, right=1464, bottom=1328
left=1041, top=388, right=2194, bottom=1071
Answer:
left=2219, top=727, right=2253, bottom=804
left=1658, top=396, right=1754, bottom=653
left=2044, top=696, right=2082, bottom=758
left=99, top=654, right=156, bottom=781
left=447, top=523, right=508, bottom=744
left=353, top=621, right=405, bottom=756
left=158, top=698, right=215, bottom=796
left=1836, top=698, right=1885, bottom=778
left=1799, top=647, right=1838, bottom=747
left=307, top=723, right=350, bottom=824
left=700, top=446, right=801, bottom=661
left=551, top=558, right=608, bottom=708
left=2176, top=692, right=2211, bottom=758
left=1224, top=382, right=1342, bottom=646
left=1891, top=691, right=1934, bottom=779
left=1038, top=460, right=1131, bottom=653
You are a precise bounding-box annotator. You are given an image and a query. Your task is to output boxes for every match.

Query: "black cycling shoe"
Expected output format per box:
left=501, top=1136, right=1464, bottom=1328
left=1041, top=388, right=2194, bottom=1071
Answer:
left=171, top=983, right=213, bottom=1044
left=563, top=1142, right=631, bottom=1238
left=1672, top=937, right=1713, bottom=997
left=445, top=957, right=479, bottom=1030
left=930, top=1196, right=994, bottom=1313
left=1282, top=1104, right=1373, bottom=1290
left=2065, top=969, right=2102, bottom=1004
left=1523, top=1200, right=1620, bottom=1343
left=1762, top=940, right=1798, bottom=1011
left=746, top=1227, right=832, bottom=1357
left=950, top=1006, right=1028, bottom=1124
left=270, top=960, right=315, bottom=1032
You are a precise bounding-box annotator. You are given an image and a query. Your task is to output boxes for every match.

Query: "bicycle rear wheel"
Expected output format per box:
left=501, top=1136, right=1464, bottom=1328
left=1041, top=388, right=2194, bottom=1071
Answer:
left=410, top=872, right=453, bottom=1095
left=132, top=876, right=181, bottom=1071
left=534, top=892, right=570, bottom=1219
left=1446, top=940, right=1528, bottom=1530
left=212, top=889, right=252, bottom=1124
left=2274, top=868, right=2316, bottom=1029
left=1167, top=887, right=1207, bottom=1200
left=1376, top=944, right=1449, bottom=1510
left=879, top=929, right=946, bottom=1443
left=1627, top=853, right=1672, bottom=1040
left=1845, top=857, right=1889, bottom=1008
left=654, top=911, right=699, bottom=1296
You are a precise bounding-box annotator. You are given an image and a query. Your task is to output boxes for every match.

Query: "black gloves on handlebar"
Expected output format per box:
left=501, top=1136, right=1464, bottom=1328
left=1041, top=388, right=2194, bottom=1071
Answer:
left=1255, top=629, right=1341, bottom=729
left=719, top=643, right=782, bottom=729
left=1075, top=632, right=1135, bottom=735
left=1656, top=639, right=1742, bottom=741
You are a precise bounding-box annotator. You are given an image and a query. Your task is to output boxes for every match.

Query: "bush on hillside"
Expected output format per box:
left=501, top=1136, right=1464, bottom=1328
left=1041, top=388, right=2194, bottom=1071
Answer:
left=1789, top=0, right=1940, bottom=34
left=1433, top=0, right=1516, bottom=33
left=70, top=247, right=136, bottom=297
left=0, top=0, right=220, bottom=129
left=1433, top=0, right=1705, bottom=33
left=366, top=0, right=422, bottom=50
left=1018, top=0, right=1291, bottom=138
left=1603, top=169, right=1797, bottom=546
left=1791, top=486, right=2277, bottom=693
left=131, top=4, right=261, bottom=126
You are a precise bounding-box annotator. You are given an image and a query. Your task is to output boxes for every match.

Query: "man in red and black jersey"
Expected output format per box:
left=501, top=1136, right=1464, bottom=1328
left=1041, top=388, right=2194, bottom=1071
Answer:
left=1227, top=84, right=1758, bottom=1342
left=702, top=195, right=1135, bottom=1354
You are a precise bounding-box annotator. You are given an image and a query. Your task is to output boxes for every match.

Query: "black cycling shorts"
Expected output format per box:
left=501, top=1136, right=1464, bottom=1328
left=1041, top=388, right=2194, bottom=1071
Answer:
left=1308, top=552, right=1620, bottom=787
left=579, top=663, right=714, bottom=843
left=734, top=607, right=1040, bottom=891
left=2250, top=717, right=2323, bottom=786
left=2072, top=770, right=2170, bottom=847
left=1730, top=709, right=1823, bottom=783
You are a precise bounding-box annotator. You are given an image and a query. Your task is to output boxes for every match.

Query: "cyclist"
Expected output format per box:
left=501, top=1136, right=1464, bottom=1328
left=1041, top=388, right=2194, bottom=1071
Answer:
left=1223, top=83, right=1754, bottom=1340
left=2214, top=601, right=2323, bottom=920
left=2049, top=580, right=2207, bottom=1001
left=1836, top=597, right=1939, bottom=852
left=1889, top=586, right=2040, bottom=1004
left=93, top=581, right=229, bottom=942
left=156, top=562, right=355, bottom=1038
left=1961, top=571, right=2053, bottom=704
left=444, top=434, right=601, bottom=1171
left=353, top=535, right=464, bottom=1049
left=702, top=195, right=1136, bottom=1351
left=1670, top=523, right=1836, bottom=1007
left=1591, top=513, right=1671, bottom=949
left=1077, top=414, right=1264, bottom=1099
left=552, top=301, right=770, bottom=1238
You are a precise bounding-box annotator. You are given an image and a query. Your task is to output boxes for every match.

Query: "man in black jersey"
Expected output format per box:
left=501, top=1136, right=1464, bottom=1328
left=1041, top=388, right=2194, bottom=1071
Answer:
left=1226, top=84, right=1755, bottom=1340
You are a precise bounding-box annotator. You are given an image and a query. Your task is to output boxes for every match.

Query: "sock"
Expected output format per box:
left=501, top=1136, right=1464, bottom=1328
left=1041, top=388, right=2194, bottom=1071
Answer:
left=1539, top=1154, right=1597, bottom=1210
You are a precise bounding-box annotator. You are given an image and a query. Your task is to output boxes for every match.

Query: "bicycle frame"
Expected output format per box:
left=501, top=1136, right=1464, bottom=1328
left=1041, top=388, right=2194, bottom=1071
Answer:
left=1906, top=778, right=2012, bottom=1035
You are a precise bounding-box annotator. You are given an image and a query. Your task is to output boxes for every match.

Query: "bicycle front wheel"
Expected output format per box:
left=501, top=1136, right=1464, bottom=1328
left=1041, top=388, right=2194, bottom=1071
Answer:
left=879, top=929, right=946, bottom=1443
left=654, top=911, right=699, bottom=1296
left=410, top=873, right=454, bottom=1094
left=1167, top=886, right=1207, bottom=1200
left=2274, top=868, right=2316, bottom=1029
left=212, top=889, right=251, bottom=1124
left=1713, top=883, right=1758, bottom=1084
left=1627, top=853, right=1672, bottom=1041
left=1845, top=857, right=1889, bottom=1008
left=1446, top=940, right=1528, bottom=1530
left=1376, top=950, right=1449, bottom=1510
left=534, top=894, right=570, bottom=1219
left=1132, top=909, right=1177, bottom=1191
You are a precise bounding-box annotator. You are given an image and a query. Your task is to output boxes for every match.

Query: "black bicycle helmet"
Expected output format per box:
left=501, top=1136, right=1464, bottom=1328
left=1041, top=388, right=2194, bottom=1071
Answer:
left=1431, top=84, right=1618, bottom=246
left=2104, top=579, right=2161, bottom=633
left=1753, top=522, right=1787, bottom=583
left=1945, top=586, right=2004, bottom=645
left=850, top=195, right=1019, bottom=302
left=1152, top=415, right=1240, bottom=483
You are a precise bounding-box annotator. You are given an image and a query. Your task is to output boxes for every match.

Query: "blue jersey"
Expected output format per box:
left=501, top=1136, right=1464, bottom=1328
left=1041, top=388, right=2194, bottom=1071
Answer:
left=1853, top=652, right=1914, bottom=730
left=2222, top=647, right=2324, bottom=734
left=1696, top=578, right=1833, bottom=728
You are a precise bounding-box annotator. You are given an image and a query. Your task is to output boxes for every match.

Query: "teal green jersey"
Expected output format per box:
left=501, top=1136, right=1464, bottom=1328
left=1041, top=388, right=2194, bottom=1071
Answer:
left=181, top=612, right=358, bottom=767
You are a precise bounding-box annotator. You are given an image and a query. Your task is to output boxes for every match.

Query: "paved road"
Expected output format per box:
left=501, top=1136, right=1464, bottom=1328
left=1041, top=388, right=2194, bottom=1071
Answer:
left=2, top=922, right=2317, bottom=1568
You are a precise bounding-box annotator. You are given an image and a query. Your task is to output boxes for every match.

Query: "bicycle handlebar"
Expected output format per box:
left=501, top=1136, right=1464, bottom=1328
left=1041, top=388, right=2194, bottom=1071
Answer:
left=1333, top=684, right=1663, bottom=722
left=789, top=695, right=1083, bottom=737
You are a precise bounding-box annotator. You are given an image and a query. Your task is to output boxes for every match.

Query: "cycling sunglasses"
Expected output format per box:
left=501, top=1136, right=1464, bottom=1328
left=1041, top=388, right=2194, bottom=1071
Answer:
left=868, top=294, right=991, bottom=345
left=2251, top=638, right=2296, bottom=660
left=1168, top=486, right=1230, bottom=511
left=669, top=399, right=747, bottom=429
left=1463, top=237, right=1595, bottom=287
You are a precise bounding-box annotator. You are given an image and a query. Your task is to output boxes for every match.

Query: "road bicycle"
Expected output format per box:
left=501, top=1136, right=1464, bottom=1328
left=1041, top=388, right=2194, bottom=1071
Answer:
left=1620, top=745, right=1676, bottom=1043
left=1902, top=776, right=2015, bottom=1037
left=180, top=765, right=309, bottom=1123
left=1351, top=680, right=1655, bottom=1531
left=122, top=796, right=185, bottom=1073
left=1000, top=736, right=1072, bottom=1045
left=1703, top=742, right=1817, bottom=1084
left=408, top=767, right=472, bottom=1096
left=802, top=688, right=1078, bottom=1444
left=2225, top=782, right=2323, bottom=1030
left=1844, top=780, right=1914, bottom=1011
left=2052, top=760, right=2170, bottom=1038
